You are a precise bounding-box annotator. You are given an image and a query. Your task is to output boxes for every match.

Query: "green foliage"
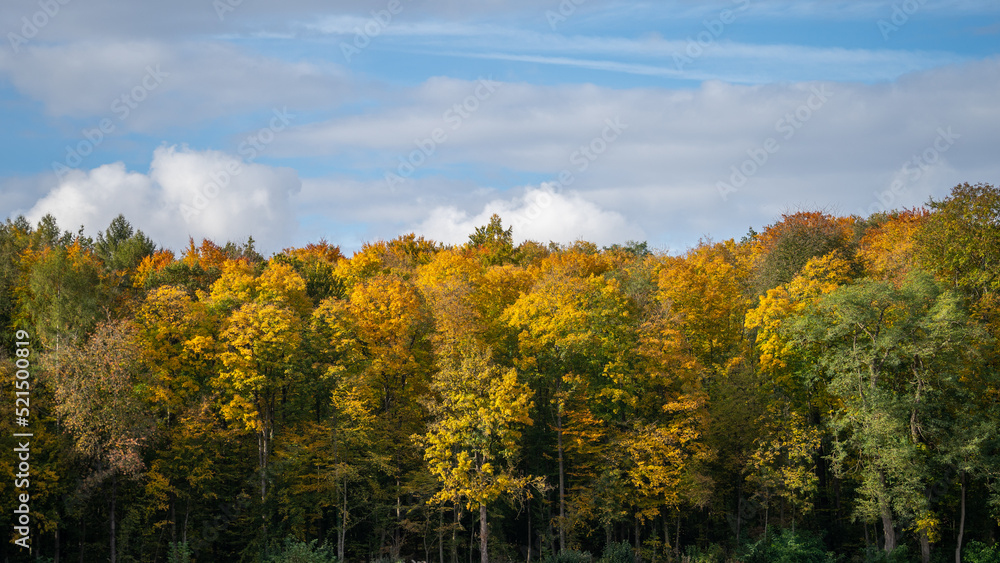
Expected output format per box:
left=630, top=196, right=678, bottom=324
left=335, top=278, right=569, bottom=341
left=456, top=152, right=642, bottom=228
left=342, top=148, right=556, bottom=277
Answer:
left=603, top=240, right=650, bottom=257
left=739, top=528, right=833, bottom=563
left=965, top=541, right=1000, bottom=563
left=541, top=549, right=592, bottom=563
left=96, top=213, right=156, bottom=275
left=751, top=211, right=854, bottom=293
left=167, top=540, right=192, bottom=563
left=468, top=213, right=515, bottom=266
left=598, top=541, right=634, bottom=563
left=268, top=537, right=338, bottom=563
left=916, top=182, right=1000, bottom=298
left=682, top=543, right=727, bottom=563
left=859, top=544, right=910, bottom=563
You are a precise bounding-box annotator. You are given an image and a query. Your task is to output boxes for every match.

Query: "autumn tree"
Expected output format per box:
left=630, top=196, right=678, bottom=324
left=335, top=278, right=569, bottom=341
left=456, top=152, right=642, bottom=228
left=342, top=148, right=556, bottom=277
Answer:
left=20, top=239, right=110, bottom=352
left=419, top=347, right=536, bottom=563
left=44, top=321, right=156, bottom=563
left=210, top=260, right=311, bottom=507
left=750, top=211, right=855, bottom=294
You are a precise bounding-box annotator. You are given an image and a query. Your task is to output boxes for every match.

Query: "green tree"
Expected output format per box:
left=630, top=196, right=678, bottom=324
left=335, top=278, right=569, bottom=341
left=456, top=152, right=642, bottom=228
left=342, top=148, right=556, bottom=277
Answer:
left=469, top=214, right=515, bottom=266
left=788, top=273, right=983, bottom=560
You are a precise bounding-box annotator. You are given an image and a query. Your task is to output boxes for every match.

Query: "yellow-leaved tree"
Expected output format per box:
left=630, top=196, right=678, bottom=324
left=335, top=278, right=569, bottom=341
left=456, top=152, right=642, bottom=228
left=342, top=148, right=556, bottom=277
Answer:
left=210, top=259, right=310, bottom=504
left=418, top=346, right=536, bottom=563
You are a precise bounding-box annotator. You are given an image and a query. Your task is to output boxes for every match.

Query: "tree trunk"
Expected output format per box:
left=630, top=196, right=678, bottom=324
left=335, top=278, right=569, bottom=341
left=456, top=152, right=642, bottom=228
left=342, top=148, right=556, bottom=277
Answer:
left=527, top=494, right=533, bottom=563
left=393, top=479, right=402, bottom=561
left=674, top=512, right=681, bottom=560
left=54, top=527, right=60, bottom=563
left=557, top=402, right=566, bottom=553
left=879, top=471, right=896, bottom=553
left=634, top=516, right=641, bottom=563
left=662, top=511, right=671, bottom=557
left=171, top=494, right=177, bottom=546
left=919, top=529, right=931, bottom=563
left=439, top=507, right=445, bottom=563
left=880, top=506, right=896, bottom=553
left=735, top=486, right=743, bottom=543
left=452, top=504, right=459, bottom=563
left=480, top=503, right=489, bottom=563
left=469, top=509, right=476, bottom=563
left=338, top=476, right=347, bottom=562
left=259, top=429, right=268, bottom=501
left=955, top=471, right=966, bottom=563
left=110, top=474, right=117, bottom=563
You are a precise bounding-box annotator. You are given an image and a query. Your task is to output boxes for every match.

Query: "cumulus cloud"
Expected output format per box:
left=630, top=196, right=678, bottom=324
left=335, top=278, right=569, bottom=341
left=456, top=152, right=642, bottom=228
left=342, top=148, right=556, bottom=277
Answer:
left=24, top=146, right=301, bottom=254
left=415, top=185, right=644, bottom=247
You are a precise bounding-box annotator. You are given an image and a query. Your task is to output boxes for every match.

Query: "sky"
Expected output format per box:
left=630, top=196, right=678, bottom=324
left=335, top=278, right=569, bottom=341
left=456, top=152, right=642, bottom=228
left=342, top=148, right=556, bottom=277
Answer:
left=1, top=0, right=998, bottom=256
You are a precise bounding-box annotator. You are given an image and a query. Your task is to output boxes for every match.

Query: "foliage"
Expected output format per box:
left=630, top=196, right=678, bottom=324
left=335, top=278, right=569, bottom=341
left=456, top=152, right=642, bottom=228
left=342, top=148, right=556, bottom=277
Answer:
left=598, top=541, right=634, bottom=563
left=6, top=188, right=1000, bottom=563
left=964, top=541, right=1000, bottom=563
left=167, top=540, right=192, bottom=563
left=268, top=538, right=339, bottom=563
left=739, top=528, right=833, bottom=563
left=540, top=549, right=592, bottom=563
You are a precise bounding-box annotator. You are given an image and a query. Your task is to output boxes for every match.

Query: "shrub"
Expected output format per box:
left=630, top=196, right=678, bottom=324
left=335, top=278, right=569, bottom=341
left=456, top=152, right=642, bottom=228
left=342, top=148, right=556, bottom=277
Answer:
left=682, top=543, right=727, bottom=563
left=740, top=528, right=833, bottom=563
left=167, top=541, right=191, bottom=563
left=541, top=548, right=592, bottom=563
left=859, top=544, right=910, bottom=563
left=965, top=541, right=1000, bottom=563
left=268, top=537, right=339, bottom=563
left=599, top=542, right=634, bottom=563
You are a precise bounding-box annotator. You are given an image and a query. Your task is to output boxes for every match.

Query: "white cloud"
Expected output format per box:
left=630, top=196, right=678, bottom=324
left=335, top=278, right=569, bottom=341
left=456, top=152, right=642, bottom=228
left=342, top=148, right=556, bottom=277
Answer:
left=24, top=146, right=302, bottom=254
left=0, top=41, right=351, bottom=129
left=415, top=185, right=644, bottom=246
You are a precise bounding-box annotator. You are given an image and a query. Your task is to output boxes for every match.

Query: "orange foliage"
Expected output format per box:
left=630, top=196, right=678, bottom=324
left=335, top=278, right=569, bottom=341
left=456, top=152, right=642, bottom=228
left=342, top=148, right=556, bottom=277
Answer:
left=857, top=209, right=928, bottom=283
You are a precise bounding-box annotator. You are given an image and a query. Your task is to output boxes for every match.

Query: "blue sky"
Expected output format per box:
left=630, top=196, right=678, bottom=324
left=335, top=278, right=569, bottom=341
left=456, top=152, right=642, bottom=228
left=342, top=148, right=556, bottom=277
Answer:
left=1, top=0, right=998, bottom=254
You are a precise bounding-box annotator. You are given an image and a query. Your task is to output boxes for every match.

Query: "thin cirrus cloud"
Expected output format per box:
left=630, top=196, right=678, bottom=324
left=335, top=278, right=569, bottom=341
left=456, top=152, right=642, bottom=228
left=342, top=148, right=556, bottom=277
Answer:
left=0, top=41, right=352, bottom=127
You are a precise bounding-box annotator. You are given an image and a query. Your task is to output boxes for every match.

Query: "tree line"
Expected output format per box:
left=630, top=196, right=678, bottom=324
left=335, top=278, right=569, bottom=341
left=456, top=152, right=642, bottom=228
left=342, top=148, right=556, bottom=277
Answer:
left=1, top=182, right=999, bottom=563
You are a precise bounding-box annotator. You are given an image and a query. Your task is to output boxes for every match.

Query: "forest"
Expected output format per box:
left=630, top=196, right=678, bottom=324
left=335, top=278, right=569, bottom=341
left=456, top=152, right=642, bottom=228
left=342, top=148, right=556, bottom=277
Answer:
left=1, top=182, right=999, bottom=563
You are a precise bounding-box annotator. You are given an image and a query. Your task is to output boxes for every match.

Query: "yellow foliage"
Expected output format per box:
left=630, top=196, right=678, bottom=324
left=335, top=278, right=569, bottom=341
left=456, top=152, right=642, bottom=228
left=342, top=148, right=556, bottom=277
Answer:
left=745, top=251, right=852, bottom=373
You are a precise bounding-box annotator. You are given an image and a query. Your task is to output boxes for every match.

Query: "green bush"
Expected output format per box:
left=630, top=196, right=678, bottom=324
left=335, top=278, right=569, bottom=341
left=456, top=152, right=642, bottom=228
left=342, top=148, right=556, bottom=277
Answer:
left=167, top=541, right=191, bottom=563
left=599, top=542, right=634, bottom=563
left=965, top=541, right=1000, bottom=563
left=859, top=544, right=910, bottom=563
left=268, top=537, right=339, bottom=563
left=682, top=543, right=727, bottom=563
left=740, top=528, right=833, bottom=563
left=541, top=548, right=592, bottom=563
